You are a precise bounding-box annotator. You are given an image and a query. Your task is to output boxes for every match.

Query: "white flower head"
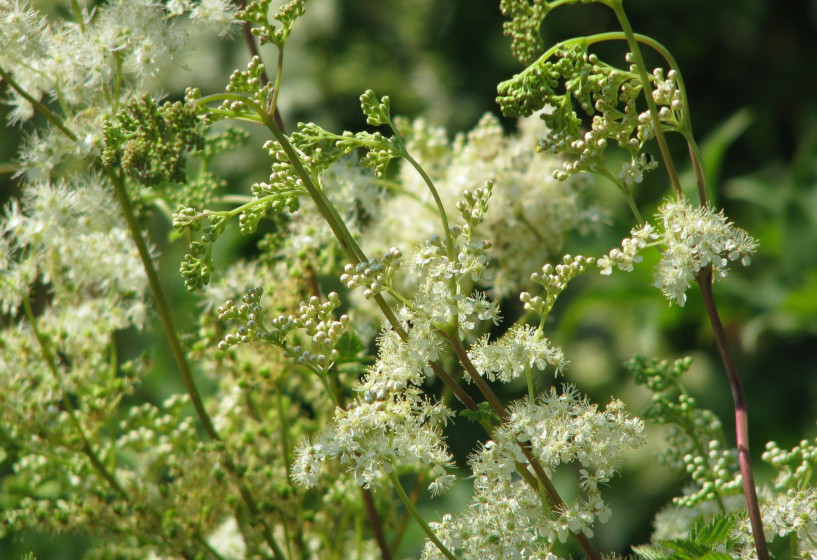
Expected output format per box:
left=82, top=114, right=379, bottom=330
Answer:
left=654, top=198, right=757, bottom=306
left=599, top=197, right=757, bottom=306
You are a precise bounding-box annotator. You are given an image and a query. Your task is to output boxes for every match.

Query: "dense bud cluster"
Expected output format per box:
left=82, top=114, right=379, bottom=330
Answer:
left=521, top=254, right=595, bottom=318
left=218, top=289, right=349, bottom=368
left=675, top=440, right=742, bottom=508
left=340, top=248, right=403, bottom=299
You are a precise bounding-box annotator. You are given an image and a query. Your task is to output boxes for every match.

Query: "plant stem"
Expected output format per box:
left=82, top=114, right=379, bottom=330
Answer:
left=108, top=169, right=220, bottom=441
left=697, top=269, right=768, bottom=560
left=361, top=485, right=393, bottom=560
left=22, top=296, right=129, bottom=500
left=0, top=66, right=78, bottom=141
left=388, top=469, right=457, bottom=560
left=609, top=1, right=683, bottom=198
left=107, top=168, right=288, bottom=560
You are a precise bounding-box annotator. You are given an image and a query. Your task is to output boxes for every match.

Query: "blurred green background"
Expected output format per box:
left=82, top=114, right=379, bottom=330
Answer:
left=2, top=0, right=817, bottom=557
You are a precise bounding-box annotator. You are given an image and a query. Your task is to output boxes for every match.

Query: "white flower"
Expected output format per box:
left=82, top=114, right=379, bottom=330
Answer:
left=654, top=198, right=757, bottom=306
left=468, top=324, right=567, bottom=383
left=190, top=0, right=240, bottom=37
left=599, top=198, right=757, bottom=306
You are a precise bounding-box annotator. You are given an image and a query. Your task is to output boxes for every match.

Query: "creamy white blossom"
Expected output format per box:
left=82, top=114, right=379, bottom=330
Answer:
left=468, top=324, right=567, bottom=383
left=599, top=197, right=757, bottom=306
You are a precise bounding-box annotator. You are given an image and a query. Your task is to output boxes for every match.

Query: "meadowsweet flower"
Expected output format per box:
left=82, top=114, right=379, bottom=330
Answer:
left=0, top=175, right=148, bottom=326
left=422, top=387, right=643, bottom=559
left=189, top=0, right=240, bottom=37
left=654, top=198, right=757, bottom=306
left=501, top=387, right=646, bottom=481
left=362, top=113, right=602, bottom=298
left=729, top=489, right=817, bottom=560
left=468, top=324, right=567, bottom=383
left=0, top=1, right=52, bottom=122
left=599, top=197, right=757, bottom=306
left=292, top=328, right=454, bottom=494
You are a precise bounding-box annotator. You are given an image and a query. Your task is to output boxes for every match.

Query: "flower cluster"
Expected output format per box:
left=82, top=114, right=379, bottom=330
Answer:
left=468, top=324, right=567, bottom=383
left=422, top=386, right=644, bottom=560
left=0, top=175, right=147, bottom=327
left=599, top=197, right=757, bottom=306
left=291, top=327, right=455, bottom=494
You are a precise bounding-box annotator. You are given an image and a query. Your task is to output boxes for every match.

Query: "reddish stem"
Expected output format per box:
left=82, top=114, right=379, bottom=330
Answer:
left=697, top=269, right=768, bottom=560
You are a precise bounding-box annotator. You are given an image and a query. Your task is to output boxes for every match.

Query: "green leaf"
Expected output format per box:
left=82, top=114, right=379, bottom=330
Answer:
left=460, top=402, right=500, bottom=425
left=632, top=544, right=671, bottom=560
left=334, top=331, right=365, bottom=363
left=698, top=108, right=753, bottom=204
left=689, top=513, right=739, bottom=548
left=659, top=538, right=708, bottom=559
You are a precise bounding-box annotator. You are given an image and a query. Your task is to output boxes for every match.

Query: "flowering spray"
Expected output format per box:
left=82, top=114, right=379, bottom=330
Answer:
left=1, top=1, right=815, bottom=560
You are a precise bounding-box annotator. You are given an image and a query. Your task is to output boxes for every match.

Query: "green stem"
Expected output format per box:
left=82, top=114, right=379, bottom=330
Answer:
left=684, top=132, right=711, bottom=205
left=22, top=296, right=129, bottom=499
left=525, top=364, right=535, bottom=401
left=387, top=469, right=457, bottom=560
left=0, top=66, right=78, bottom=141
left=108, top=169, right=220, bottom=441
left=70, top=0, right=85, bottom=25
left=107, top=168, right=287, bottom=560
left=608, top=1, right=683, bottom=197
left=271, top=46, right=284, bottom=118
left=398, top=147, right=455, bottom=261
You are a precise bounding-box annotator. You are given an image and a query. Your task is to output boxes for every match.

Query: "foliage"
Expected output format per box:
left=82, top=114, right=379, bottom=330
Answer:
left=1, top=1, right=816, bottom=560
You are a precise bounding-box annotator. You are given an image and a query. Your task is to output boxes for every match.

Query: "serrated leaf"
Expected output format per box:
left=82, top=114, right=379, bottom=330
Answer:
left=698, top=553, right=731, bottom=560
left=659, top=538, right=708, bottom=559
left=632, top=544, right=671, bottom=560
left=690, top=513, right=739, bottom=547
left=460, top=402, right=500, bottom=425
left=334, top=331, right=365, bottom=363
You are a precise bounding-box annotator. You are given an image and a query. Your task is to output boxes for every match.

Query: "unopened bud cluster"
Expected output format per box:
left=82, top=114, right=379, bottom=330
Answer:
left=675, top=439, right=742, bottom=508
left=521, top=255, right=594, bottom=318
left=362, top=378, right=408, bottom=411
left=650, top=68, right=684, bottom=116
left=340, top=248, right=402, bottom=299
left=597, top=223, right=656, bottom=275
left=222, top=56, right=273, bottom=112
left=456, top=181, right=493, bottom=235
left=217, top=287, right=266, bottom=350
left=291, top=292, right=349, bottom=365
left=218, top=289, right=349, bottom=368
left=762, top=438, right=817, bottom=489
left=172, top=205, right=203, bottom=231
